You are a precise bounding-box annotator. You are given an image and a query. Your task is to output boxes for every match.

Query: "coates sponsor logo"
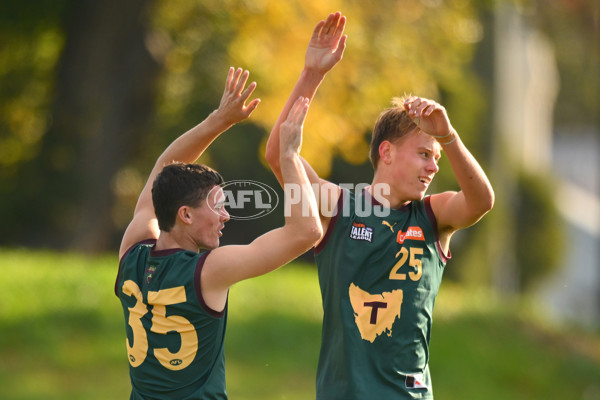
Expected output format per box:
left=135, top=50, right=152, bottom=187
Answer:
left=396, top=226, right=425, bottom=244
left=349, top=221, right=373, bottom=242
left=208, top=180, right=279, bottom=220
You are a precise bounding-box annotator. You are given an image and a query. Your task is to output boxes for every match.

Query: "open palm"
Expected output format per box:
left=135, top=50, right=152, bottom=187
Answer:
left=217, top=67, right=260, bottom=126
left=305, top=12, right=347, bottom=74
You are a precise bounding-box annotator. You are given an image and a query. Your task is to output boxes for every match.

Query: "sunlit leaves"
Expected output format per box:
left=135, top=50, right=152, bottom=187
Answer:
left=226, top=0, right=479, bottom=175
left=149, top=0, right=480, bottom=176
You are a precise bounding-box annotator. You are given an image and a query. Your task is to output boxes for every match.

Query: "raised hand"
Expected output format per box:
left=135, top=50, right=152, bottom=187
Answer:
left=215, top=67, right=261, bottom=126
left=305, top=12, right=347, bottom=74
left=404, top=96, right=455, bottom=139
left=280, top=96, right=310, bottom=156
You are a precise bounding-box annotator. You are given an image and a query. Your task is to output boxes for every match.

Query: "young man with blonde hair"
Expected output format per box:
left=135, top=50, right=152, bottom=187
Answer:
left=266, top=12, right=494, bottom=399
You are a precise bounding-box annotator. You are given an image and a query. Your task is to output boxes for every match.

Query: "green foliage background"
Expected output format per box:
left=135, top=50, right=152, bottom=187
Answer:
left=2, top=0, right=596, bottom=292
left=0, top=9, right=598, bottom=399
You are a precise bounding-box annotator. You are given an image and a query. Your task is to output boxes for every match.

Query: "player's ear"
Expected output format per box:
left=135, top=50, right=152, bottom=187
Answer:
left=177, top=206, right=193, bottom=225
left=379, top=141, right=393, bottom=165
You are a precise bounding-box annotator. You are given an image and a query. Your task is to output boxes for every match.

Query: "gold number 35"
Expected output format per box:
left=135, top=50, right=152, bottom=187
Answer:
left=122, top=280, right=198, bottom=371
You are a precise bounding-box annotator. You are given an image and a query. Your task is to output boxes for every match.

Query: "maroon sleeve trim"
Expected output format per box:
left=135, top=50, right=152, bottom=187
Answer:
left=194, top=252, right=226, bottom=318
left=114, top=239, right=157, bottom=297
left=314, top=189, right=345, bottom=255
left=424, top=196, right=451, bottom=263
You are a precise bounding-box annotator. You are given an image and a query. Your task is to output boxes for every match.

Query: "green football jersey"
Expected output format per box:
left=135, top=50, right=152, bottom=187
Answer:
left=314, top=190, right=449, bottom=399
left=115, top=240, right=228, bottom=399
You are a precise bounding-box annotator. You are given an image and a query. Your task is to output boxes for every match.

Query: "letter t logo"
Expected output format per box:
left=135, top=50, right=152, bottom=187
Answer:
left=363, top=301, right=388, bottom=324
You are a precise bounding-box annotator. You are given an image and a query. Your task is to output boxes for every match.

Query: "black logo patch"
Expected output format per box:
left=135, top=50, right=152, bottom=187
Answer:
left=349, top=221, right=373, bottom=242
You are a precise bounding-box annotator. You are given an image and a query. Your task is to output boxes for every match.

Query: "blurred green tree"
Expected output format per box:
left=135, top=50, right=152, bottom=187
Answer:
left=531, top=0, right=599, bottom=129
left=514, top=171, right=564, bottom=292
left=0, top=0, right=161, bottom=250
left=0, top=0, right=509, bottom=253
left=0, top=0, right=585, bottom=300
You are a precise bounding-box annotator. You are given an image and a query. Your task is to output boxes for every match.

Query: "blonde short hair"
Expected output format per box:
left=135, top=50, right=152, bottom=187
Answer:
left=369, top=96, right=418, bottom=169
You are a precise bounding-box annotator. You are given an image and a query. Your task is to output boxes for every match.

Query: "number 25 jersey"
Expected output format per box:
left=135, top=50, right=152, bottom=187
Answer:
left=314, top=189, right=449, bottom=399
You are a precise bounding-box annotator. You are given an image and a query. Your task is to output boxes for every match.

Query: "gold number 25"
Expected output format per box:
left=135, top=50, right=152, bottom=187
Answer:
left=389, top=247, right=423, bottom=281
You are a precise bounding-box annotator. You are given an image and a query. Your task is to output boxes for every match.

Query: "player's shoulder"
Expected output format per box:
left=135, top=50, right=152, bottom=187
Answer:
left=121, top=238, right=156, bottom=262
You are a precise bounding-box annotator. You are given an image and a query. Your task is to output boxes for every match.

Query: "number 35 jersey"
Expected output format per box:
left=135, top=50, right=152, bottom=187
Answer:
left=115, top=240, right=228, bottom=400
left=314, top=189, right=449, bottom=400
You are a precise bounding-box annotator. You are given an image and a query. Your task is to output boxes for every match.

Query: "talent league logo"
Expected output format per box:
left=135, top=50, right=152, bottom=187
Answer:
left=349, top=221, right=373, bottom=242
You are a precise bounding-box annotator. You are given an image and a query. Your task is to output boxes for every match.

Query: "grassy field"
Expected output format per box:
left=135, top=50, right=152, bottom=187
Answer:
left=1, top=248, right=599, bottom=399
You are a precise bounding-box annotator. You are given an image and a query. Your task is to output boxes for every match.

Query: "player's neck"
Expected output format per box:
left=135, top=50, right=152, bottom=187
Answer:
left=370, top=174, right=410, bottom=210
left=155, top=230, right=198, bottom=253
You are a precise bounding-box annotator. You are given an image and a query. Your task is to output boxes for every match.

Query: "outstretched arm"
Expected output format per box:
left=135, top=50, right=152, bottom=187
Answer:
left=119, top=68, right=260, bottom=259
left=202, top=97, right=322, bottom=310
left=264, top=12, right=347, bottom=227
left=404, top=97, right=494, bottom=243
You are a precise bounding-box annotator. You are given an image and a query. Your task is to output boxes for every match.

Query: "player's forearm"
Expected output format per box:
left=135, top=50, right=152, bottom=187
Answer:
left=155, top=110, right=231, bottom=168
left=442, top=136, right=495, bottom=214
left=265, top=68, right=326, bottom=175
left=280, top=152, right=322, bottom=240
left=279, top=68, right=327, bottom=126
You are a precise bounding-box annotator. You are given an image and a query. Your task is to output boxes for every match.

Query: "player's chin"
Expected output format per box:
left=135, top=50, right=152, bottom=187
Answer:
left=409, top=190, right=427, bottom=201
left=205, top=238, right=220, bottom=250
